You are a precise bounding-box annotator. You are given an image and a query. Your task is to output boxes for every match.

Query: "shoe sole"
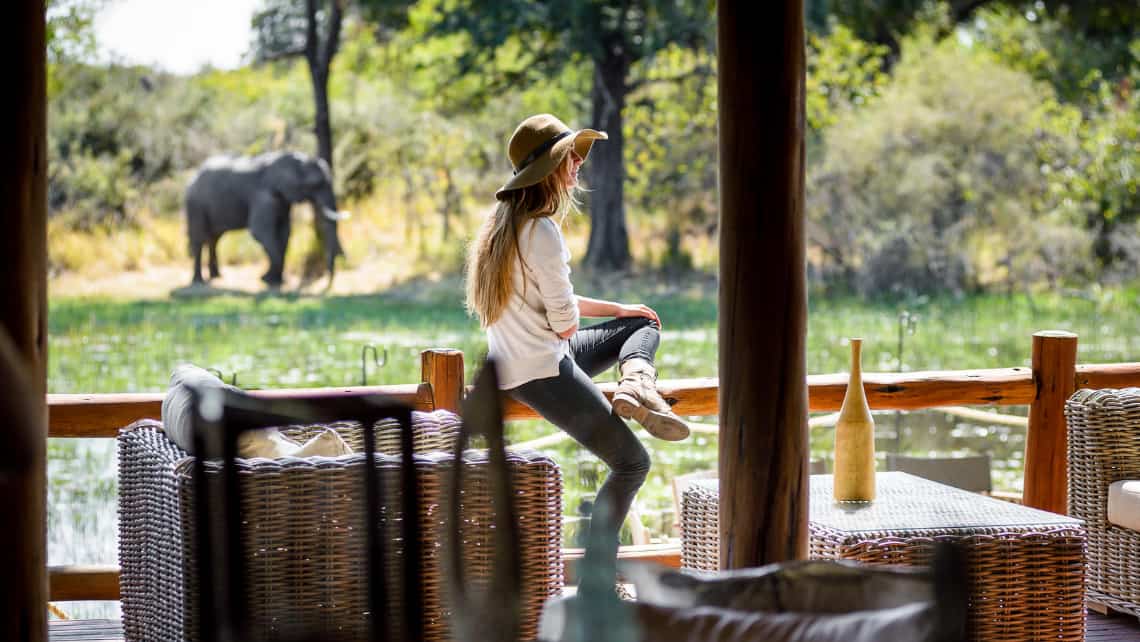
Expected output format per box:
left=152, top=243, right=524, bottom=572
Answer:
left=612, top=393, right=690, bottom=442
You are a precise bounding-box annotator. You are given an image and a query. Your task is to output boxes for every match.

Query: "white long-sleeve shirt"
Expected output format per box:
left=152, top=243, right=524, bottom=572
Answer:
left=486, top=216, right=580, bottom=389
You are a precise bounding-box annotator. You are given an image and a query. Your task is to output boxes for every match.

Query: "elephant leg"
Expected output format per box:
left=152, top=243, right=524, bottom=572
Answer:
left=207, top=235, right=221, bottom=280
left=191, top=240, right=205, bottom=284
left=249, top=201, right=286, bottom=287
left=187, top=200, right=207, bottom=284
left=276, top=211, right=291, bottom=278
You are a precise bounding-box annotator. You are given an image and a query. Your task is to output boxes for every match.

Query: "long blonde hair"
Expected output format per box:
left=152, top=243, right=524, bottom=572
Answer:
left=466, top=157, right=580, bottom=327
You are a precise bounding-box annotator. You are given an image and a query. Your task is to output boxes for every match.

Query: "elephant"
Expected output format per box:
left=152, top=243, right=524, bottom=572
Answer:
left=184, top=151, right=349, bottom=287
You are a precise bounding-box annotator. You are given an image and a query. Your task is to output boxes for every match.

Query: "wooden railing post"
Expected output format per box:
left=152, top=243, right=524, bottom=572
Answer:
left=1024, top=331, right=1078, bottom=514
left=421, top=349, right=465, bottom=414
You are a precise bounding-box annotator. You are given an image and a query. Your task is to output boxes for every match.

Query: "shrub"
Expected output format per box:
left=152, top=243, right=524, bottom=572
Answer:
left=807, top=32, right=1089, bottom=296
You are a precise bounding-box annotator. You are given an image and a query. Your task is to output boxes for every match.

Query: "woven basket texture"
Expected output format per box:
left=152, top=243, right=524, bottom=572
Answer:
left=118, top=411, right=563, bottom=642
left=680, top=474, right=1086, bottom=641
left=1067, top=387, right=1140, bottom=617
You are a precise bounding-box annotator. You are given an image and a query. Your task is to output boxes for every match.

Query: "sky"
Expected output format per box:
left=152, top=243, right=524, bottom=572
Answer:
left=94, top=0, right=259, bottom=74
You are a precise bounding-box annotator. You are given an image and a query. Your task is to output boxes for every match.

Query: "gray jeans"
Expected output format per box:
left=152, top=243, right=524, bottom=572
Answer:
left=507, top=317, right=660, bottom=544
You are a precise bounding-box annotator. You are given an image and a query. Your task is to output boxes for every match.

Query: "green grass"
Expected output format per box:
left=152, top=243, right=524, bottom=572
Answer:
left=46, top=279, right=1140, bottom=619
left=50, top=281, right=1139, bottom=392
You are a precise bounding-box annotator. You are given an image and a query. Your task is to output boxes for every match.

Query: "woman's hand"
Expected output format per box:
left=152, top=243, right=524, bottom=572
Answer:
left=616, top=303, right=662, bottom=329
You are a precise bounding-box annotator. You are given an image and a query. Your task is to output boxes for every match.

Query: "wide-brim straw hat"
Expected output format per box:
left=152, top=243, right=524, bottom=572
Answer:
left=495, top=114, right=607, bottom=200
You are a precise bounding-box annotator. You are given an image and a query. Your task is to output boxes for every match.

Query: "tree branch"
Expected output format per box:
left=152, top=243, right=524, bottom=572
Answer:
left=304, top=0, right=319, bottom=65
left=320, top=0, right=345, bottom=69
left=627, top=63, right=714, bottom=92
left=256, top=45, right=309, bottom=63
left=438, top=34, right=559, bottom=109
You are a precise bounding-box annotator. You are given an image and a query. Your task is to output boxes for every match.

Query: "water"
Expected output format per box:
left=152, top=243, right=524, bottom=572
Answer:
left=48, top=438, right=121, bottom=621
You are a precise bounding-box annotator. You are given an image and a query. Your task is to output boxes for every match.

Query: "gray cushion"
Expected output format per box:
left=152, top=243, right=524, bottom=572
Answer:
left=160, top=364, right=353, bottom=458
left=160, top=364, right=240, bottom=454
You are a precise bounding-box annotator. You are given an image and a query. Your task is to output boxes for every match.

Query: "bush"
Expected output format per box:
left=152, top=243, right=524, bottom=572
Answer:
left=807, top=31, right=1090, bottom=296
left=49, top=145, right=137, bottom=229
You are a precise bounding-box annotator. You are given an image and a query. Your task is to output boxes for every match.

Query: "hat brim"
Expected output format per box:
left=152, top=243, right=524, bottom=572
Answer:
left=495, top=129, right=608, bottom=200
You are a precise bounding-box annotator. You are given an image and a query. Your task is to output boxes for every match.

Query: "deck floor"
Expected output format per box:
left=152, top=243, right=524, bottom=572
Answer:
left=48, top=611, right=1140, bottom=641
left=49, top=618, right=122, bottom=641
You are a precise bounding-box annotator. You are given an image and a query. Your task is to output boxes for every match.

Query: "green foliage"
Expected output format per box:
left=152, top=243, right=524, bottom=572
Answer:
left=419, top=0, right=713, bottom=89
left=807, top=0, right=934, bottom=47
left=623, top=44, right=716, bottom=270
left=46, top=0, right=104, bottom=63
left=807, top=23, right=891, bottom=133
left=46, top=0, right=108, bottom=97
left=969, top=7, right=1140, bottom=269
left=50, top=145, right=137, bottom=229
left=807, top=31, right=1091, bottom=296
left=968, top=4, right=1137, bottom=101
left=250, top=0, right=312, bottom=62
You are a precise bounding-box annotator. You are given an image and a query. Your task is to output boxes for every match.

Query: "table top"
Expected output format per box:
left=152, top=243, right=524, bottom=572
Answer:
left=694, top=471, right=1082, bottom=535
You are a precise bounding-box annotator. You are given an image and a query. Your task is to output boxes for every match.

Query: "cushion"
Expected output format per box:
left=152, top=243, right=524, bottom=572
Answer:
left=616, top=559, right=933, bottom=615
left=538, top=596, right=936, bottom=642
left=540, top=561, right=942, bottom=642
left=161, top=364, right=238, bottom=454
left=1107, top=480, right=1140, bottom=532
left=161, top=364, right=354, bottom=458
left=292, top=427, right=353, bottom=457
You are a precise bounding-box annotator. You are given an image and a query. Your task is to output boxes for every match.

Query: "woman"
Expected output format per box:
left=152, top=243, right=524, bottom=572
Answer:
left=465, top=113, right=691, bottom=543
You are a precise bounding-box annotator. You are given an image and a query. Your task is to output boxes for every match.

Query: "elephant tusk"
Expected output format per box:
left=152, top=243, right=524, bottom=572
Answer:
left=322, top=208, right=351, bottom=221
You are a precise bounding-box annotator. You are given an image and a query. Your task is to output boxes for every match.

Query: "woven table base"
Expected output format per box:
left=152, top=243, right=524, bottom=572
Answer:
left=681, top=474, right=1086, bottom=642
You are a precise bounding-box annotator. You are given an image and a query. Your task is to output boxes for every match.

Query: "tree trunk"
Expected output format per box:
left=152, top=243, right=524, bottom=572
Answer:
left=304, top=0, right=342, bottom=170
left=311, top=66, right=333, bottom=168
left=718, top=0, right=809, bottom=569
left=0, top=2, right=47, bottom=639
left=442, top=165, right=458, bottom=242
left=584, top=53, right=631, bottom=271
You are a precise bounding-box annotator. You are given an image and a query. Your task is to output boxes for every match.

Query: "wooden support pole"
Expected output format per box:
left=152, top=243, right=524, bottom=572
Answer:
left=717, top=0, right=809, bottom=569
left=421, top=349, right=465, bottom=413
left=0, top=2, right=47, bottom=639
left=1024, top=331, right=1078, bottom=514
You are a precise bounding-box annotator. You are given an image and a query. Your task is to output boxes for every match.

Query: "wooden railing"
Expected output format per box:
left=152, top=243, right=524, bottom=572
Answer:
left=45, top=334, right=1140, bottom=602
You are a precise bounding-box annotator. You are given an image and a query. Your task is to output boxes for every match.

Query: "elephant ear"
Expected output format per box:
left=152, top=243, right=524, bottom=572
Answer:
left=304, top=156, right=334, bottom=190
left=264, top=153, right=309, bottom=203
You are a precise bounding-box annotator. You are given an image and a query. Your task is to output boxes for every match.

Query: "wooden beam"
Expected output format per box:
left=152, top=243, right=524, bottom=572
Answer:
left=44, top=363, right=1139, bottom=438
left=502, top=369, right=1035, bottom=420
left=717, top=0, right=809, bottom=569
left=0, top=2, right=47, bottom=639
left=47, top=384, right=433, bottom=437
left=562, top=543, right=681, bottom=586
left=809, top=368, right=1036, bottom=410
left=48, top=566, right=120, bottom=602
left=1075, top=362, right=1140, bottom=390
left=421, top=349, right=465, bottom=413
left=1024, top=331, right=1078, bottom=514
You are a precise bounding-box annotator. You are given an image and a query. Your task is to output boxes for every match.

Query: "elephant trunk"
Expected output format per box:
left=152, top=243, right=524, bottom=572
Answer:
left=310, top=193, right=346, bottom=283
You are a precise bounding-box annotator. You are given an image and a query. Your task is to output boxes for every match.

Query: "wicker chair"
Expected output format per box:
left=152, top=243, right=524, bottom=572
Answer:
left=1067, top=387, right=1140, bottom=617
left=118, top=410, right=564, bottom=642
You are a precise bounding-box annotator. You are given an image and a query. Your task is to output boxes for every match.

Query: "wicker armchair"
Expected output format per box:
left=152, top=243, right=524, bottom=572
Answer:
left=118, top=410, right=564, bottom=642
left=1062, top=387, right=1140, bottom=615
left=1067, top=387, right=1140, bottom=617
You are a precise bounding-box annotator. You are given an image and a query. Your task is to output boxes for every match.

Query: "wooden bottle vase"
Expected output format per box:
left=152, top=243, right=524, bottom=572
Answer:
left=833, top=337, right=876, bottom=502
